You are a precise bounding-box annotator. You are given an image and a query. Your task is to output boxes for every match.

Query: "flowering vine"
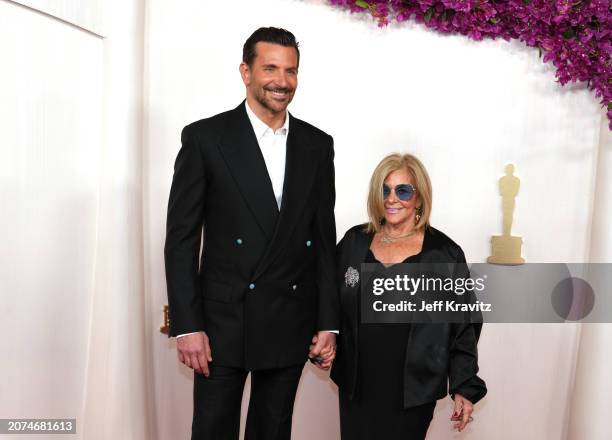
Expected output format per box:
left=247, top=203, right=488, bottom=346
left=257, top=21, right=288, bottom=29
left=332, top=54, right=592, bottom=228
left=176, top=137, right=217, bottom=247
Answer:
left=329, top=0, right=612, bottom=128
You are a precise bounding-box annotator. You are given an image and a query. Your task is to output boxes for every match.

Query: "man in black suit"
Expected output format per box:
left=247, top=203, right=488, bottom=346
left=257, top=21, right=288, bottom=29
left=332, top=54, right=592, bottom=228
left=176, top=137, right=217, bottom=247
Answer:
left=164, top=27, right=339, bottom=440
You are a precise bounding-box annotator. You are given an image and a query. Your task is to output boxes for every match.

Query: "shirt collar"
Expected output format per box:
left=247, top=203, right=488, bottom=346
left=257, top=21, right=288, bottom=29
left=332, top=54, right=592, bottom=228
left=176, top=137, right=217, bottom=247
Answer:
left=245, top=100, right=289, bottom=141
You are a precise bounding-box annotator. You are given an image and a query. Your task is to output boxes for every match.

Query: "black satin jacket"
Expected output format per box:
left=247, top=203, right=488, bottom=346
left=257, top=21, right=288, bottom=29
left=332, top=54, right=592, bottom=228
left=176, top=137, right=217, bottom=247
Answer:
left=330, top=224, right=487, bottom=408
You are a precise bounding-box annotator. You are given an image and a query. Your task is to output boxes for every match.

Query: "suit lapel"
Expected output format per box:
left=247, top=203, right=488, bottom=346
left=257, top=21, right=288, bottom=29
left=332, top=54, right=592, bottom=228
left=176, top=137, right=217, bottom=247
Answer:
left=253, top=114, right=317, bottom=280
left=217, top=102, right=279, bottom=239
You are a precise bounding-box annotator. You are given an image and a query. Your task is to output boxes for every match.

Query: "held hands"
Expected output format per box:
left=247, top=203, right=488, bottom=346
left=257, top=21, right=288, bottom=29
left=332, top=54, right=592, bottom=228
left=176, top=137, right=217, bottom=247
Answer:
left=176, top=331, right=213, bottom=376
left=308, top=331, right=336, bottom=370
left=451, top=394, right=474, bottom=432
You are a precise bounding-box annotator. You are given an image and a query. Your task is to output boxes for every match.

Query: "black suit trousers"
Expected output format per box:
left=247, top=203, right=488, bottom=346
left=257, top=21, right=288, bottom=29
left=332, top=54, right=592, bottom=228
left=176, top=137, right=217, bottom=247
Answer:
left=192, top=363, right=305, bottom=440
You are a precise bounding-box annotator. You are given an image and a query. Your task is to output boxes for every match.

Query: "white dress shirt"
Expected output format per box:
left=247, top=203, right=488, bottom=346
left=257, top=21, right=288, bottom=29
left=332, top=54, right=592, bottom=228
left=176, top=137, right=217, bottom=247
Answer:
left=176, top=101, right=336, bottom=338
left=244, top=100, right=288, bottom=209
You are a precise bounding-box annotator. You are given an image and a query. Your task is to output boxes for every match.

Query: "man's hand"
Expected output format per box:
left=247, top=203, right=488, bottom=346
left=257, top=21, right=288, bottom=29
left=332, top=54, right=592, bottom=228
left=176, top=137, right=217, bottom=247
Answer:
left=176, top=331, right=212, bottom=376
left=308, top=331, right=336, bottom=370
left=451, top=393, right=474, bottom=432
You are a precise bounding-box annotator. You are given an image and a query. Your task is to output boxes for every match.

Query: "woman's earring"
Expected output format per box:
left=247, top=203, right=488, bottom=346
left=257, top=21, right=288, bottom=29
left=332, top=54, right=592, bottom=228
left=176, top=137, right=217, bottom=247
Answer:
left=415, top=206, right=422, bottom=225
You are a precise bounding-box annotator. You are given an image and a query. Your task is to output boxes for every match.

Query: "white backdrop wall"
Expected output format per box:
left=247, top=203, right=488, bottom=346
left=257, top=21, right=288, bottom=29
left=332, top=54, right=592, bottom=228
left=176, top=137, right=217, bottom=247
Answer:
left=0, top=0, right=151, bottom=439
left=1, top=0, right=610, bottom=439
left=568, top=118, right=612, bottom=440
left=0, top=1, right=104, bottom=438
left=80, top=0, right=151, bottom=438
left=144, top=1, right=608, bottom=440
left=10, top=0, right=103, bottom=35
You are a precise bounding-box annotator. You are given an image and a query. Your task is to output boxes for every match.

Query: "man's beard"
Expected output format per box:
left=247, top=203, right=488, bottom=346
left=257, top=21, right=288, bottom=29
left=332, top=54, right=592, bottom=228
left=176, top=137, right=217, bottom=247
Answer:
left=255, top=88, right=294, bottom=113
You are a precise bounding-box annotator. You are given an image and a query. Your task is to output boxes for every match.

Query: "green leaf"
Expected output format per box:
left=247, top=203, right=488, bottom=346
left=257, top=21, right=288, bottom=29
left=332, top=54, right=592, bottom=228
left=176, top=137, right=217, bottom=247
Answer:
left=355, top=0, right=370, bottom=8
left=608, top=102, right=612, bottom=111
left=562, top=28, right=576, bottom=39
left=424, top=7, right=434, bottom=22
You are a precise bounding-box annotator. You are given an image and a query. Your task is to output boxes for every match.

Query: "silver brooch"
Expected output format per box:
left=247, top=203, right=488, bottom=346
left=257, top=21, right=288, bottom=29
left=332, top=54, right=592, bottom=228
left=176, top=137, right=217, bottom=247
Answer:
left=345, top=266, right=359, bottom=287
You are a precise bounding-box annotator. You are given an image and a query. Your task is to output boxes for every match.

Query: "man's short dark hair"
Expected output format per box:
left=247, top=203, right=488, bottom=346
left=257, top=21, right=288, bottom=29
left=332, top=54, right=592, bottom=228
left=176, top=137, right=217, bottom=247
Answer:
left=243, top=27, right=300, bottom=67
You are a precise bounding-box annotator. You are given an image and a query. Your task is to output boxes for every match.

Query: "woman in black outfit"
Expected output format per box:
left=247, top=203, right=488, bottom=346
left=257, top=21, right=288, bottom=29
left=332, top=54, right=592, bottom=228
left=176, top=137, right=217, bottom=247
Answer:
left=330, top=153, right=486, bottom=439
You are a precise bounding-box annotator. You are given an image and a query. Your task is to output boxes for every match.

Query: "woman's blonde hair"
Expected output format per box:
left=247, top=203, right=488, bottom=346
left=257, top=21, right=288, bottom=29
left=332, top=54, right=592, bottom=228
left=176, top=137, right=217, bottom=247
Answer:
left=366, top=153, right=432, bottom=234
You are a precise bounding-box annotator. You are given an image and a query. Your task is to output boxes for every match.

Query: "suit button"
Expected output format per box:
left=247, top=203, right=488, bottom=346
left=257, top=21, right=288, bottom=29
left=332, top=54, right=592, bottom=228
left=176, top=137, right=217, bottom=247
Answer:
left=249, top=283, right=255, bottom=290
left=292, top=284, right=297, bottom=291
left=306, top=240, right=312, bottom=247
left=236, top=238, right=243, bottom=245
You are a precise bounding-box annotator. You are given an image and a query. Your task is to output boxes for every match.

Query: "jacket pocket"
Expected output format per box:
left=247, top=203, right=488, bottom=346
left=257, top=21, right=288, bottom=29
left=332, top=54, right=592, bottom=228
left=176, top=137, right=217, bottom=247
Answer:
left=288, top=279, right=317, bottom=300
left=201, top=278, right=233, bottom=303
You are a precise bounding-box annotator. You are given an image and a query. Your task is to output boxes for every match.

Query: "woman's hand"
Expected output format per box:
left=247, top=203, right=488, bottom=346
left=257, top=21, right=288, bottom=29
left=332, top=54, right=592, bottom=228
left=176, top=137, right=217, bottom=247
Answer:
left=451, top=394, right=474, bottom=432
left=308, top=333, right=336, bottom=370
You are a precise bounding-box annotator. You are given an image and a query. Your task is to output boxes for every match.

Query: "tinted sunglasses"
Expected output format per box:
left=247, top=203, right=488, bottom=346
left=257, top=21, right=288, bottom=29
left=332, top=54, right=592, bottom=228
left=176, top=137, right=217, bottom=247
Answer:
left=383, top=183, right=416, bottom=201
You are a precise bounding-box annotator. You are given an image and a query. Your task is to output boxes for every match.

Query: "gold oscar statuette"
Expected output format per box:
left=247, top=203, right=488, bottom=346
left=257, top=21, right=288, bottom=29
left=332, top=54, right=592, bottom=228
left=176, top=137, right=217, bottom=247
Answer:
left=488, top=164, right=525, bottom=265
left=160, top=305, right=170, bottom=334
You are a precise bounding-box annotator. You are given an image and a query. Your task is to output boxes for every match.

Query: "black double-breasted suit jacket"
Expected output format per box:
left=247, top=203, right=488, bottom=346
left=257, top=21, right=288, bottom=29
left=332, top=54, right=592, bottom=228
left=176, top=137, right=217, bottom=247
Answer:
left=164, top=102, right=339, bottom=371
